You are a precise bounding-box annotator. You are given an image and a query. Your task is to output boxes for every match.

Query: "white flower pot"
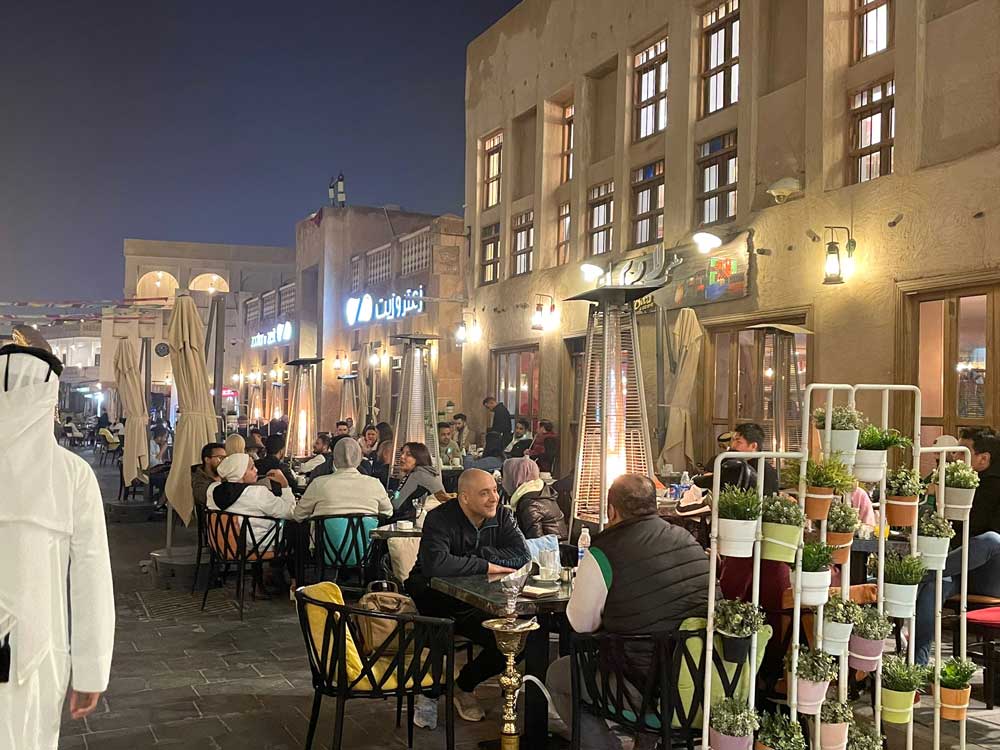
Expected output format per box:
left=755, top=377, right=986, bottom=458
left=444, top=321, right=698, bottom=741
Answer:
left=853, top=449, right=887, bottom=482
left=884, top=582, right=919, bottom=618
left=800, top=569, right=831, bottom=606
left=916, top=535, right=951, bottom=571
left=944, top=487, right=976, bottom=520
left=822, top=620, right=854, bottom=656
left=819, top=429, right=859, bottom=467
left=717, top=518, right=757, bottom=558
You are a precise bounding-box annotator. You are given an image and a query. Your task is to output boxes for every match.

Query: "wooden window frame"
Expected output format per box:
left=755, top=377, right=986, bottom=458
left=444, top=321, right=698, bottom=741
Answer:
left=492, top=346, right=541, bottom=428
left=853, top=0, right=894, bottom=63
left=511, top=210, right=534, bottom=277
left=631, top=160, right=665, bottom=249
left=849, top=77, right=895, bottom=184
left=560, top=105, right=575, bottom=183
left=696, top=131, right=738, bottom=227
left=483, top=131, right=503, bottom=209
left=634, top=36, right=668, bottom=141
left=556, top=201, right=571, bottom=266
left=480, top=223, right=502, bottom=286
left=700, top=1, right=740, bottom=117
left=587, top=180, right=615, bottom=257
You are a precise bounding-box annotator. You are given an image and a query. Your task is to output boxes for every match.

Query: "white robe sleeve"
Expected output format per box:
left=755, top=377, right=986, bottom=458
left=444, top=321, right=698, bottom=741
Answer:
left=69, top=464, right=115, bottom=692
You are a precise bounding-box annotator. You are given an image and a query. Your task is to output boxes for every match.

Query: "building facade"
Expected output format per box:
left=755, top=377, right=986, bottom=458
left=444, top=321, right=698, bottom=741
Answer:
left=463, top=0, right=1000, bottom=472
left=294, top=206, right=466, bottom=429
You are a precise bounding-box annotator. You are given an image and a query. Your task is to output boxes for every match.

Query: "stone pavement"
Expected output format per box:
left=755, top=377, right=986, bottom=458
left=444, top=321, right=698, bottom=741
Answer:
left=59, top=448, right=1000, bottom=749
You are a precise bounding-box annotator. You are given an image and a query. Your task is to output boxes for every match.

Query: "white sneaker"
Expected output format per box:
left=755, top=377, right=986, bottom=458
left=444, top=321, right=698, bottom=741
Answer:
left=413, top=694, right=438, bottom=730
left=453, top=689, right=486, bottom=722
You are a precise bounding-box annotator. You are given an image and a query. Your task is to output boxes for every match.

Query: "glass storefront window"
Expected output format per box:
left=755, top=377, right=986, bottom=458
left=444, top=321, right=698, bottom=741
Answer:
left=918, top=300, right=944, bottom=418
left=957, top=295, right=987, bottom=419
left=494, top=347, right=541, bottom=428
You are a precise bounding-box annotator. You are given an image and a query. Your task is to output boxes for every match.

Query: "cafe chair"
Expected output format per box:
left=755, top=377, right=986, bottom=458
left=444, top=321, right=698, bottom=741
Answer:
left=200, top=508, right=285, bottom=620
left=296, top=582, right=456, bottom=750
left=190, top=503, right=210, bottom=594
left=312, top=514, right=380, bottom=588
left=117, top=458, right=142, bottom=503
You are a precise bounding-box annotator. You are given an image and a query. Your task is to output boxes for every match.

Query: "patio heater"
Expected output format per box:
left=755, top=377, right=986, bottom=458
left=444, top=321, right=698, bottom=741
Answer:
left=569, top=284, right=659, bottom=531
left=285, top=357, right=322, bottom=458
left=247, top=374, right=263, bottom=426
left=266, top=364, right=285, bottom=421
left=390, top=334, right=441, bottom=478
left=338, top=373, right=364, bottom=427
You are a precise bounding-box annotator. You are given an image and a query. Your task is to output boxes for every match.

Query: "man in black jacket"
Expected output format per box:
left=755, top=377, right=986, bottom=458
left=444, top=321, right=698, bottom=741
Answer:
left=546, top=474, right=710, bottom=748
left=407, top=468, right=530, bottom=730
left=254, top=434, right=297, bottom=493
left=482, top=396, right=513, bottom=449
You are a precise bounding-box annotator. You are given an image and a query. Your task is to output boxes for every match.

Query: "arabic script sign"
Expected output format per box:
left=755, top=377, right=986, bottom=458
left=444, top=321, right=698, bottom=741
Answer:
left=250, top=321, right=294, bottom=348
left=345, top=286, right=425, bottom=327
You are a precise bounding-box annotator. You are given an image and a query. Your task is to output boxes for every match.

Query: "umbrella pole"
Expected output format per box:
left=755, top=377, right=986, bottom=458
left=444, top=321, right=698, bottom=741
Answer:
left=166, top=506, right=173, bottom=550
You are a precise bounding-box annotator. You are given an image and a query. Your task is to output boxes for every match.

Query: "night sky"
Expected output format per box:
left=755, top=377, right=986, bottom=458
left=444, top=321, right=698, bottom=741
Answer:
left=0, top=0, right=519, bottom=302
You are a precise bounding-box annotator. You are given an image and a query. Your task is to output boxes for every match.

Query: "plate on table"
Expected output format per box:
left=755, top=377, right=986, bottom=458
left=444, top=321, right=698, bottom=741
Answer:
left=529, top=575, right=560, bottom=585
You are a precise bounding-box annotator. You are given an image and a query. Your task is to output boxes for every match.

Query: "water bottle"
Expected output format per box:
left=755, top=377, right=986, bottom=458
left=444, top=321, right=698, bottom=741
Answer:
left=577, top=526, right=591, bottom=567
left=679, top=471, right=692, bottom=495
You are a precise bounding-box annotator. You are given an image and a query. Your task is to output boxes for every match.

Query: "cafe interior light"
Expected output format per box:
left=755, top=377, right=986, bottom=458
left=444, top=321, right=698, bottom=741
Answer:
left=693, top=231, right=723, bottom=254
left=230, top=373, right=239, bottom=383
left=368, top=351, right=381, bottom=367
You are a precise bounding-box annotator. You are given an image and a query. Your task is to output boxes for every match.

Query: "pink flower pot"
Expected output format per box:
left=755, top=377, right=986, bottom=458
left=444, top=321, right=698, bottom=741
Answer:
left=820, top=721, right=849, bottom=750
left=794, top=677, right=829, bottom=715
left=848, top=634, right=884, bottom=672
left=710, top=728, right=753, bottom=750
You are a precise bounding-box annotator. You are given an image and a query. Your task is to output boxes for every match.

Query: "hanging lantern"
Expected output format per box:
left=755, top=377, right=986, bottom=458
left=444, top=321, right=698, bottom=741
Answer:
left=390, top=334, right=441, bottom=476
left=285, top=358, right=322, bottom=458
left=568, top=284, right=659, bottom=530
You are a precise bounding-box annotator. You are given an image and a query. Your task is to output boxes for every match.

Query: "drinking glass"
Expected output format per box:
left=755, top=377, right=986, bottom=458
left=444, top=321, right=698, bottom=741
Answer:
left=538, top=549, right=559, bottom=580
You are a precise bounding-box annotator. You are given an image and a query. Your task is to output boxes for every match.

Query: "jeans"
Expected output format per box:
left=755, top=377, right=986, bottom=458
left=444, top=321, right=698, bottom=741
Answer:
left=914, top=531, right=1000, bottom=664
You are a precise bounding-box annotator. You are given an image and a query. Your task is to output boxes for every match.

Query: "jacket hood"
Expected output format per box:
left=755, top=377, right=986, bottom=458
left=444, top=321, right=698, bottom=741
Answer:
left=509, top=479, right=546, bottom=509
left=212, top=481, right=251, bottom=510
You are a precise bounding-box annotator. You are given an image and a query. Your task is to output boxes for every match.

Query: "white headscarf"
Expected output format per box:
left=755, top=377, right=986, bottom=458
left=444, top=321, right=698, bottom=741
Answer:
left=218, top=453, right=252, bottom=482
left=333, top=437, right=363, bottom=470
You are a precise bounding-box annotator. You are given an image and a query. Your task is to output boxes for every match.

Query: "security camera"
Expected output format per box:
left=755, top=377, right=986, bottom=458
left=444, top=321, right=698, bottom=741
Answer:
left=766, top=177, right=802, bottom=204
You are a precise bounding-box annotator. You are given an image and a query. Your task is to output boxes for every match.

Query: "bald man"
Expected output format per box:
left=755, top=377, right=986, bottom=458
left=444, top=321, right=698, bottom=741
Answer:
left=406, top=468, right=530, bottom=730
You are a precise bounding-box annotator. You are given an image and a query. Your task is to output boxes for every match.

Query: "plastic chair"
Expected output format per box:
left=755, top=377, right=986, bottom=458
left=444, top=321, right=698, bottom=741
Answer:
left=295, top=583, right=456, bottom=750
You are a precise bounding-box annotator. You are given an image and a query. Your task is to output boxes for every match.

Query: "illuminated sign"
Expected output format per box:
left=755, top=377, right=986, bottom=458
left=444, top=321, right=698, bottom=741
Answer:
left=345, top=285, right=424, bottom=327
left=250, top=321, right=294, bottom=348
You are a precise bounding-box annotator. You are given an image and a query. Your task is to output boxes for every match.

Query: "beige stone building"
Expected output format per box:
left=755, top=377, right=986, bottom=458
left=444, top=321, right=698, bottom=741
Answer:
left=462, top=0, right=1000, bottom=473
left=294, top=206, right=466, bottom=429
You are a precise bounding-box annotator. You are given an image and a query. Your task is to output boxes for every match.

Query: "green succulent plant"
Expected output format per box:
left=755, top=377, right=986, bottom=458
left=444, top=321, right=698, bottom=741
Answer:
left=717, top=485, right=763, bottom=520
left=853, top=606, right=892, bottom=640
left=813, top=406, right=866, bottom=431
left=847, top=721, right=883, bottom=750
left=761, top=494, right=806, bottom=526
left=782, top=458, right=854, bottom=494
left=824, top=597, right=862, bottom=625
left=709, top=697, right=760, bottom=737
left=791, top=646, right=838, bottom=682
left=917, top=511, right=955, bottom=539
left=714, top=598, right=766, bottom=638
left=820, top=699, right=855, bottom=725
left=938, top=657, right=977, bottom=690
left=801, top=542, right=834, bottom=572
left=929, top=461, right=981, bottom=490
left=883, top=550, right=927, bottom=586
left=886, top=467, right=923, bottom=497
left=827, top=501, right=860, bottom=533
left=880, top=654, right=930, bottom=692
left=857, top=425, right=912, bottom=451
left=757, top=712, right=806, bottom=750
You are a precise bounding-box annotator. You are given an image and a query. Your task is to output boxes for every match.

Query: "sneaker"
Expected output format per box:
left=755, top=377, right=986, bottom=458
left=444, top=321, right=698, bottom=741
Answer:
left=413, top=694, right=438, bottom=730
left=453, top=689, right=486, bottom=722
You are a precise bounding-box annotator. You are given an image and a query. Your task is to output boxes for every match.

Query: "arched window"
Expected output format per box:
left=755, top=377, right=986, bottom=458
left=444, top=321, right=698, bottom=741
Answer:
left=136, top=271, right=179, bottom=300
left=189, top=273, right=230, bottom=294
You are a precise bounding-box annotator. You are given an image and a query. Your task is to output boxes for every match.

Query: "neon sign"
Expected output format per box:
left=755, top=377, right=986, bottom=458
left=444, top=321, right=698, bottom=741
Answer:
left=250, top=321, right=294, bottom=348
left=345, top=286, right=424, bottom=327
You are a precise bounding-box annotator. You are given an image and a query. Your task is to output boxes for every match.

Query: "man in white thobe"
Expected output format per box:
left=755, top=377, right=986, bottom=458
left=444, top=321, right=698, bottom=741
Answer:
left=0, top=341, right=115, bottom=749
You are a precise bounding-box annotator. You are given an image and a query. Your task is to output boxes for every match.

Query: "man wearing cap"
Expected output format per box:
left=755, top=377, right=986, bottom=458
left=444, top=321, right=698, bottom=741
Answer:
left=294, top=438, right=392, bottom=520
left=207, top=453, right=298, bottom=549
left=0, top=335, right=115, bottom=748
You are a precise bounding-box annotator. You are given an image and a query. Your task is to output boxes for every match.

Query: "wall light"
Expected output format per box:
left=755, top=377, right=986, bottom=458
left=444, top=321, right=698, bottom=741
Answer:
left=380, top=350, right=390, bottom=368
left=455, top=322, right=468, bottom=345
left=468, top=318, right=482, bottom=343
left=822, top=226, right=856, bottom=285
left=531, top=294, right=559, bottom=332
left=693, top=231, right=723, bottom=254
left=368, top=352, right=380, bottom=367
left=580, top=263, right=607, bottom=283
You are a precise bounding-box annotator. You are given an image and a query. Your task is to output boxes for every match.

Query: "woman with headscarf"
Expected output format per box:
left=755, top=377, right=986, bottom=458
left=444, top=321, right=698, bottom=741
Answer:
left=294, top=438, right=392, bottom=520
left=391, top=442, right=449, bottom=522
left=503, top=457, right=567, bottom=539
left=206, top=453, right=297, bottom=549
left=0, top=341, right=115, bottom=747
left=462, top=431, right=506, bottom=473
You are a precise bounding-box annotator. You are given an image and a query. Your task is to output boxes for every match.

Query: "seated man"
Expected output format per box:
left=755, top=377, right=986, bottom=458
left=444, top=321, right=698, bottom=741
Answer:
left=547, top=474, right=710, bottom=750
left=298, top=433, right=332, bottom=474
left=438, top=421, right=463, bottom=466
left=505, top=418, right=533, bottom=458
left=148, top=425, right=171, bottom=502
left=255, top=434, right=297, bottom=494
left=694, top=422, right=778, bottom=495
left=293, top=438, right=392, bottom=521
left=406, top=468, right=531, bottom=730
left=191, top=442, right=226, bottom=508
left=334, top=420, right=350, bottom=437
left=304, top=434, right=336, bottom=479
left=915, top=431, right=1000, bottom=664
left=207, top=453, right=297, bottom=548
left=452, top=412, right=471, bottom=453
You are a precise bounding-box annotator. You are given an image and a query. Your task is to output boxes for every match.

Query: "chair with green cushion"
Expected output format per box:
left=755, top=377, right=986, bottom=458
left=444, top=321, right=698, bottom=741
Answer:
left=314, top=514, right=379, bottom=586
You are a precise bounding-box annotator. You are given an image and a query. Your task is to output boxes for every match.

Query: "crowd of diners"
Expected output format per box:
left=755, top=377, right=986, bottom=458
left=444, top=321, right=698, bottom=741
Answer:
left=183, top=403, right=1000, bottom=748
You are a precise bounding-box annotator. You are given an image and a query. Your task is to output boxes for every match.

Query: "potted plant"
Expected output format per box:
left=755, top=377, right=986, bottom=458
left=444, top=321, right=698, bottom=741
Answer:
left=826, top=502, right=860, bottom=564
left=755, top=712, right=806, bottom=750
left=916, top=510, right=955, bottom=571
left=819, top=700, right=854, bottom=750
left=846, top=721, right=883, bottom=750
left=789, top=647, right=836, bottom=715
left=880, top=654, right=929, bottom=724
left=884, top=467, right=923, bottom=527
left=929, top=461, right=980, bottom=520
left=814, top=406, right=865, bottom=467
left=882, top=551, right=926, bottom=619
left=936, top=657, right=976, bottom=721
left=761, top=494, right=805, bottom=563
left=854, top=426, right=911, bottom=483
left=709, top=697, right=759, bottom=750
left=848, top=606, right=891, bottom=672
left=800, top=543, right=833, bottom=606
left=782, top=458, right=853, bottom=521
left=714, top=598, right=766, bottom=663
left=717, top=485, right=763, bottom=558
left=823, top=597, right=862, bottom=657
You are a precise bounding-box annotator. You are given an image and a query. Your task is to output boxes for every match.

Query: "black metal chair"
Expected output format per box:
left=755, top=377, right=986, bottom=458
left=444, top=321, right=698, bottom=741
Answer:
left=200, top=508, right=286, bottom=620
left=117, top=459, right=141, bottom=502
left=311, top=514, right=379, bottom=587
left=570, top=629, right=737, bottom=750
left=295, top=583, right=456, bottom=750
left=190, top=503, right=209, bottom=594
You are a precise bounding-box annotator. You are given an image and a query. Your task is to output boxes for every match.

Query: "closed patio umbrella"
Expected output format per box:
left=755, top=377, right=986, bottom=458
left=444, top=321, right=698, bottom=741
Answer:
left=164, top=295, right=218, bottom=525
left=659, top=308, right=704, bottom=472
left=113, top=338, right=149, bottom=487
